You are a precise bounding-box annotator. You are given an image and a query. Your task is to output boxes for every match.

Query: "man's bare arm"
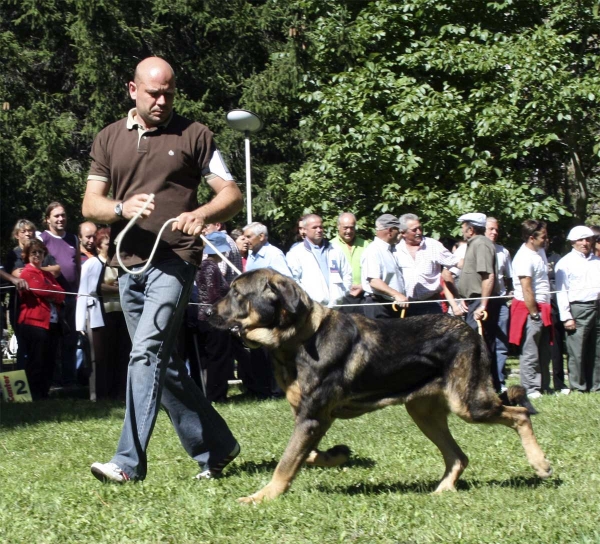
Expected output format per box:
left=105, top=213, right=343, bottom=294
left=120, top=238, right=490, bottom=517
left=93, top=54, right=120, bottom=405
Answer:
left=172, top=177, right=243, bottom=237
left=519, top=276, right=538, bottom=315
left=473, top=272, right=495, bottom=320
left=82, top=179, right=155, bottom=223
left=368, top=278, right=408, bottom=307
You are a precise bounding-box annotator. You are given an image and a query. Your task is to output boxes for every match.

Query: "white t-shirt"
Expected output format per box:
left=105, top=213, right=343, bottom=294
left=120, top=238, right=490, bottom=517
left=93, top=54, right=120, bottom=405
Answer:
left=512, top=244, right=550, bottom=304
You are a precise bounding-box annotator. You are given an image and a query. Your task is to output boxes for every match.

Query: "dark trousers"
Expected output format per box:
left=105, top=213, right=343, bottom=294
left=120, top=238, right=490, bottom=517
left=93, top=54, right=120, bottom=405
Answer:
left=465, top=298, right=501, bottom=391
left=92, top=312, right=131, bottom=399
left=194, top=321, right=234, bottom=403
left=362, top=295, right=400, bottom=319
left=20, top=323, right=60, bottom=400
left=338, top=293, right=365, bottom=316
left=405, top=300, right=443, bottom=317
left=550, top=299, right=567, bottom=390
left=565, top=301, right=600, bottom=392
left=56, top=295, right=78, bottom=385
left=233, top=338, right=282, bottom=398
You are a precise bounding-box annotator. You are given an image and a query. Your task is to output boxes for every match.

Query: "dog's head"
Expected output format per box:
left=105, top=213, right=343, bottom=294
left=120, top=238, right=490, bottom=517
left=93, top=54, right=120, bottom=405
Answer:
left=209, top=269, right=313, bottom=349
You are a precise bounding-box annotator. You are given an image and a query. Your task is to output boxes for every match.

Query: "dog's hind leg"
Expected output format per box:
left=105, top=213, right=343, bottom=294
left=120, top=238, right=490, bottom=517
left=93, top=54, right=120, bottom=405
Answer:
left=238, top=416, right=332, bottom=504
left=486, top=405, right=552, bottom=479
left=305, top=445, right=351, bottom=467
left=405, top=397, right=469, bottom=493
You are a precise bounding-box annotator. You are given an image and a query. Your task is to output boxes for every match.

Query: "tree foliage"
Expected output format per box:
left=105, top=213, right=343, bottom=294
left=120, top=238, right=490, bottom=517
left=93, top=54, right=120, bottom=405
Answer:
left=0, top=0, right=294, bottom=251
left=1, top=0, right=599, bottom=255
left=274, top=0, right=600, bottom=243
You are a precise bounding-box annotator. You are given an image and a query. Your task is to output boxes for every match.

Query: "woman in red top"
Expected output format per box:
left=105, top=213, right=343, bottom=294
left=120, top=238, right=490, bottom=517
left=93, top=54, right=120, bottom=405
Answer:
left=18, top=239, right=66, bottom=399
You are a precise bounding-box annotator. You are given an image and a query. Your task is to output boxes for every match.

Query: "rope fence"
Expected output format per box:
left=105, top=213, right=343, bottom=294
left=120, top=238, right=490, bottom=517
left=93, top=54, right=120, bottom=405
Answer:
left=2, top=283, right=599, bottom=309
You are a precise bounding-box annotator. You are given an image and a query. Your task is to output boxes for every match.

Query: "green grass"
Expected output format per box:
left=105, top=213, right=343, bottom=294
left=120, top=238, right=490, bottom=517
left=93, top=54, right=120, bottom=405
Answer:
left=1, top=381, right=600, bottom=543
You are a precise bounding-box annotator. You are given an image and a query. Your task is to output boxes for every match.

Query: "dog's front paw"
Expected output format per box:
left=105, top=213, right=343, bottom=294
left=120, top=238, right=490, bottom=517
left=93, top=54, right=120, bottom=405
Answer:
left=535, top=458, right=552, bottom=479
left=237, top=493, right=262, bottom=505
left=237, top=482, right=286, bottom=504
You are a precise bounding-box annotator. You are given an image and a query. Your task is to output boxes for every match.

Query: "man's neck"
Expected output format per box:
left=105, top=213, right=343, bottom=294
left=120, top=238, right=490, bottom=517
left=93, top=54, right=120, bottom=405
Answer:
left=341, top=237, right=354, bottom=249
left=525, top=241, right=538, bottom=252
left=47, top=228, right=65, bottom=238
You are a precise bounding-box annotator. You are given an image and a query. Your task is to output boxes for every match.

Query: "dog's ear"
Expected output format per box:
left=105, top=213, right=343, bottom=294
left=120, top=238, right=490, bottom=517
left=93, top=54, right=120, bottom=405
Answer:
left=267, top=275, right=307, bottom=315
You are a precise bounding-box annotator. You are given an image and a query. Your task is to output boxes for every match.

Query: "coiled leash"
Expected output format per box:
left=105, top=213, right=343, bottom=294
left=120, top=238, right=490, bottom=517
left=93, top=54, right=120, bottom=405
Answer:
left=114, top=193, right=242, bottom=276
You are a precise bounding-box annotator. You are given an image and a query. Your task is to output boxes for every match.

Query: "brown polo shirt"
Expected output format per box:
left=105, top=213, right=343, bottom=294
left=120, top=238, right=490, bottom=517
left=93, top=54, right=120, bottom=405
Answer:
left=88, top=110, right=221, bottom=267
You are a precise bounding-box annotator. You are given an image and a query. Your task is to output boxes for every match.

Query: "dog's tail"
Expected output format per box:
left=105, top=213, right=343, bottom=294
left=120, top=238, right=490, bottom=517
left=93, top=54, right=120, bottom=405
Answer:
left=499, top=385, right=538, bottom=415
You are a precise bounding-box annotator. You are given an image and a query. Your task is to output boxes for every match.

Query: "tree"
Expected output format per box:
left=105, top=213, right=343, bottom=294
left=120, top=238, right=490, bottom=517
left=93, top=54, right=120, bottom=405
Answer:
left=270, top=0, right=599, bottom=244
left=0, top=0, right=294, bottom=252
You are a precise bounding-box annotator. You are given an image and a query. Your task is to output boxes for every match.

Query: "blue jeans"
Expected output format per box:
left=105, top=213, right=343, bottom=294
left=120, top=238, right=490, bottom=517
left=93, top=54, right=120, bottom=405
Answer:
left=112, top=258, right=237, bottom=480
left=495, top=302, right=510, bottom=386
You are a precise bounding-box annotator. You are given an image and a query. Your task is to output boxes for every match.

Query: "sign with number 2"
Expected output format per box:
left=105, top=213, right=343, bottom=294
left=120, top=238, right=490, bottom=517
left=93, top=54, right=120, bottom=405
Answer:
left=1, top=370, right=33, bottom=402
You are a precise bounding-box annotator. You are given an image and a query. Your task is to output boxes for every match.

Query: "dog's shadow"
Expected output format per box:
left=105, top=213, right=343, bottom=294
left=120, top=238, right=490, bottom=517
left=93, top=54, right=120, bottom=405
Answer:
left=228, top=455, right=376, bottom=477
left=318, top=474, right=563, bottom=496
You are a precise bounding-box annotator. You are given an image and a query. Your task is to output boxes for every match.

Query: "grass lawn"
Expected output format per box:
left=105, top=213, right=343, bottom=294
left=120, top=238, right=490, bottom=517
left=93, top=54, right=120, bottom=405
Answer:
left=1, top=369, right=600, bottom=544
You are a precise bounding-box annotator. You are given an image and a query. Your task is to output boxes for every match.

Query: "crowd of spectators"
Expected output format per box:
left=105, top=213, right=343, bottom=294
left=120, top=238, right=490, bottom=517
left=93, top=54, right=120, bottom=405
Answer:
left=2, top=207, right=600, bottom=402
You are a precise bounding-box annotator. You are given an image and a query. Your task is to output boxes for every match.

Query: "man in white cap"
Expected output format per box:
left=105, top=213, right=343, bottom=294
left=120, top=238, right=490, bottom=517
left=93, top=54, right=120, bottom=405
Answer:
left=509, top=220, right=552, bottom=399
left=457, top=212, right=501, bottom=390
left=555, top=226, right=600, bottom=393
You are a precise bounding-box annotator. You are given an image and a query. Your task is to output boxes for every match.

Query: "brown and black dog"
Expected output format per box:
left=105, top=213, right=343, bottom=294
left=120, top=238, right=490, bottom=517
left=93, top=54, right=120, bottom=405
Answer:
left=209, top=268, right=552, bottom=503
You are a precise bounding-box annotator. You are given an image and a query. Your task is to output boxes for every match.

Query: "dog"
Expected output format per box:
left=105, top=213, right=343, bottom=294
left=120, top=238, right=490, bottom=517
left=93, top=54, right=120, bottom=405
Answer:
left=209, top=268, right=552, bottom=503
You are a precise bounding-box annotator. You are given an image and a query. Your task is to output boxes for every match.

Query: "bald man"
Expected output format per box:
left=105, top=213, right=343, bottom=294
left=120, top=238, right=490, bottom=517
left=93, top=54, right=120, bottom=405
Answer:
left=83, top=57, right=242, bottom=484
left=78, top=221, right=97, bottom=262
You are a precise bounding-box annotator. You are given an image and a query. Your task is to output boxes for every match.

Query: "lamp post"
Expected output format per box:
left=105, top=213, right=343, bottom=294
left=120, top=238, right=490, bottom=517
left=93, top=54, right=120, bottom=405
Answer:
left=226, top=109, right=263, bottom=225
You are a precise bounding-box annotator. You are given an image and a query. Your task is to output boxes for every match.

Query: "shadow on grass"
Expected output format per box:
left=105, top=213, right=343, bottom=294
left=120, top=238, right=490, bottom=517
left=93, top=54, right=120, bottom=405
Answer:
left=317, top=474, right=563, bottom=496
left=228, top=454, right=377, bottom=478
left=0, top=396, right=125, bottom=428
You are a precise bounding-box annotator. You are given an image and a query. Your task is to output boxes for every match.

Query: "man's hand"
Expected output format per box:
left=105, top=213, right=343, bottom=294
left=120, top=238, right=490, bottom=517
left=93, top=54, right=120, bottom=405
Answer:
left=122, top=194, right=155, bottom=220
left=13, top=277, right=29, bottom=291
left=564, top=319, right=576, bottom=331
left=450, top=301, right=466, bottom=317
left=393, top=293, right=409, bottom=309
left=349, top=285, right=363, bottom=297
left=172, top=210, right=207, bottom=237
left=474, top=305, right=488, bottom=321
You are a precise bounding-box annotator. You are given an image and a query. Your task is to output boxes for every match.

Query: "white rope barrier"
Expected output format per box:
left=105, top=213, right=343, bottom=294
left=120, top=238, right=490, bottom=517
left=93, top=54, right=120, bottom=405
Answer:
left=2, top=284, right=599, bottom=309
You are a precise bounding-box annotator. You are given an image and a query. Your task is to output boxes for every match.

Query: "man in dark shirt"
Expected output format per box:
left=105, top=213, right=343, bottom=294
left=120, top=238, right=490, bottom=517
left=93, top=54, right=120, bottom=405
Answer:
left=83, top=57, right=242, bottom=484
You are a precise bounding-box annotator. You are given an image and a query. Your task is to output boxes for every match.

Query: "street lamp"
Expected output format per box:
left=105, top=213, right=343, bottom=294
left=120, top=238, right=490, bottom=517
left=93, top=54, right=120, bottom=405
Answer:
left=226, top=109, right=263, bottom=224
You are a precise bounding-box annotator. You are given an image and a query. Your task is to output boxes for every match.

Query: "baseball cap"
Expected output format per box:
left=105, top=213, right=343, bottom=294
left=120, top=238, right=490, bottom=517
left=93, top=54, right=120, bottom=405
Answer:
left=458, top=213, right=487, bottom=228
left=566, top=226, right=595, bottom=241
left=375, top=214, right=400, bottom=230
left=203, top=231, right=231, bottom=255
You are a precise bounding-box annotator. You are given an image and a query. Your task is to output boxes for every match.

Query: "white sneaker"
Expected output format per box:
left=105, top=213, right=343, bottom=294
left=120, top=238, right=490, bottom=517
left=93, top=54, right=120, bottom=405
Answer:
left=560, top=388, right=571, bottom=395
left=194, top=443, right=240, bottom=480
left=91, top=462, right=131, bottom=483
left=528, top=391, right=542, bottom=399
